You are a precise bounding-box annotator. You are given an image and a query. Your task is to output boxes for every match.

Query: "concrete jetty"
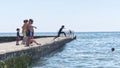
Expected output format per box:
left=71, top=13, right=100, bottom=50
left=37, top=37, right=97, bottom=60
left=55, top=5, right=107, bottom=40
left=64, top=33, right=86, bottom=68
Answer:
left=0, top=36, right=55, bottom=43
left=0, top=36, right=75, bottom=61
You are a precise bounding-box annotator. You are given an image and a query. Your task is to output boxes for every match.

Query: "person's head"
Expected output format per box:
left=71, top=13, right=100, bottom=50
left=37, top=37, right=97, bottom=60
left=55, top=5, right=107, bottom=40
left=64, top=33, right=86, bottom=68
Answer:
left=111, top=48, right=115, bottom=52
left=16, top=28, right=20, bottom=32
left=29, top=19, right=33, bottom=24
left=61, top=25, right=65, bottom=28
left=23, top=19, right=28, bottom=24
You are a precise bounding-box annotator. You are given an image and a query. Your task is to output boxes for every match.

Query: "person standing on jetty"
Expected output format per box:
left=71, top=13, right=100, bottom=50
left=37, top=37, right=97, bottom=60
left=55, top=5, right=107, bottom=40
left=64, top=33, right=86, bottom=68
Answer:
left=26, top=19, right=40, bottom=46
left=29, top=19, right=37, bottom=39
left=21, top=19, right=28, bottom=45
left=54, top=25, right=66, bottom=40
left=16, top=28, right=20, bottom=45
left=26, top=19, right=32, bottom=46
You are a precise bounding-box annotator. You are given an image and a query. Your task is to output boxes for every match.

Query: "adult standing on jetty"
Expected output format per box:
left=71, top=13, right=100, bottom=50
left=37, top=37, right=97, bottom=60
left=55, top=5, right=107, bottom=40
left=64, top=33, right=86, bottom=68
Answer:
left=54, top=25, right=66, bottom=40
left=21, top=19, right=28, bottom=45
left=26, top=19, right=40, bottom=46
left=29, top=19, right=37, bottom=39
left=26, top=19, right=32, bottom=46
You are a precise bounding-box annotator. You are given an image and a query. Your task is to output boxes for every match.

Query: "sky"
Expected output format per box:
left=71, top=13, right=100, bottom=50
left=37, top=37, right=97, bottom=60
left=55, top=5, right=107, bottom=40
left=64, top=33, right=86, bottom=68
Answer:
left=0, top=0, right=120, bottom=32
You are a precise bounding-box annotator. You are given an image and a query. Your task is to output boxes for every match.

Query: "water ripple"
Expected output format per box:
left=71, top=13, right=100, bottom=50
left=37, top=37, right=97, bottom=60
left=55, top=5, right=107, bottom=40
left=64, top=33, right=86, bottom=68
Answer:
left=32, top=32, right=120, bottom=68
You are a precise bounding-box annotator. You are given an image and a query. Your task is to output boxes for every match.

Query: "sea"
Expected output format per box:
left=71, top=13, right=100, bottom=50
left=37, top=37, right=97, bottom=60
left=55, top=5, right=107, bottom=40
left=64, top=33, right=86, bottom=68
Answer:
left=1, top=32, right=120, bottom=68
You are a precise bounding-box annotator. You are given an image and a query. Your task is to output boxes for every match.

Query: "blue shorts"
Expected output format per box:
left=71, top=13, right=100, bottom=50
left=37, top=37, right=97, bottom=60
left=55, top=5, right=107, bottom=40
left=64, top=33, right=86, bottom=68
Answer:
left=27, top=30, right=31, bottom=37
left=30, top=31, right=32, bottom=37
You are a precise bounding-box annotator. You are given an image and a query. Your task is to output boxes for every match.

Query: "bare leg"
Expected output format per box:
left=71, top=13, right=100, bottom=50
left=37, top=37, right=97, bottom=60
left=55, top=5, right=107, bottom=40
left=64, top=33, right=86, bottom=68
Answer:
left=16, top=37, right=20, bottom=45
left=21, top=37, right=26, bottom=45
left=26, top=37, right=30, bottom=46
left=61, top=32, right=66, bottom=37
left=30, top=39, right=41, bottom=45
left=53, top=33, right=60, bottom=40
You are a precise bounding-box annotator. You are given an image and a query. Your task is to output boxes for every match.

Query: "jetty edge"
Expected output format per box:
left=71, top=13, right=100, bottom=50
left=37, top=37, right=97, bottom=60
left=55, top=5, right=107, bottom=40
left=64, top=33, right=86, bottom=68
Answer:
left=0, top=36, right=75, bottom=67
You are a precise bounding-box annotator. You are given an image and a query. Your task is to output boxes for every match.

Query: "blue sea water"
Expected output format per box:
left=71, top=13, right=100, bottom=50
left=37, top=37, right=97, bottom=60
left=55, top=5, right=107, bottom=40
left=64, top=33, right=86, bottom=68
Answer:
left=1, top=32, right=120, bottom=68
left=30, top=32, right=120, bottom=68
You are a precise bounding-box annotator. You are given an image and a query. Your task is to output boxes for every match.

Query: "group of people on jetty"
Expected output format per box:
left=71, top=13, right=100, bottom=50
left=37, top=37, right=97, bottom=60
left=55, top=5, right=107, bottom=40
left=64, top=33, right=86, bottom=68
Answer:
left=16, top=19, right=75, bottom=47
left=16, top=19, right=41, bottom=46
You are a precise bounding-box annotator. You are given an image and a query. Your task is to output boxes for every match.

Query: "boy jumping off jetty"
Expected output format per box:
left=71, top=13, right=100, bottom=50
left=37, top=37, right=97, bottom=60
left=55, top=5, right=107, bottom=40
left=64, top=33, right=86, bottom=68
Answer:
left=54, top=25, right=66, bottom=40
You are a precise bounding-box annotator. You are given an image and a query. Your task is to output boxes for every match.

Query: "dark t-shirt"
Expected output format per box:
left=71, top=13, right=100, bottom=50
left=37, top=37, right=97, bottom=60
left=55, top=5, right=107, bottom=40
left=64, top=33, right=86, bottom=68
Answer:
left=58, top=27, right=63, bottom=33
left=17, top=32, right=20, bottom=37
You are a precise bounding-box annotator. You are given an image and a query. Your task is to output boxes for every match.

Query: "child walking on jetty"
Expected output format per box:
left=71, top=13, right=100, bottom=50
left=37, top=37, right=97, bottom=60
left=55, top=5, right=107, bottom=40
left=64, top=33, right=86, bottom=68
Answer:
left=16, top=28, right=20, bottom=45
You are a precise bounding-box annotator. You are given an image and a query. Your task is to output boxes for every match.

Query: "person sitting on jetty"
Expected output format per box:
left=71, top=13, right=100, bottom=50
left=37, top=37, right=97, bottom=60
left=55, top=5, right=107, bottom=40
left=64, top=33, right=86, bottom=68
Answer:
left=21, top=19, right=28, bottom=45
left=54, top=25, right=66, bottom=40
left=16, top=28, right=20, bottom=45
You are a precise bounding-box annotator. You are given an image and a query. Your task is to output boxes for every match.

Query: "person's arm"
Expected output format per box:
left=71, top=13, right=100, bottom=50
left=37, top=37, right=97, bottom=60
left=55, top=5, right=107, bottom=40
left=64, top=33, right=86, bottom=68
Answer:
left=33, top=26, right=37, bottom=29
left=22, top=24, right=25, bottom=29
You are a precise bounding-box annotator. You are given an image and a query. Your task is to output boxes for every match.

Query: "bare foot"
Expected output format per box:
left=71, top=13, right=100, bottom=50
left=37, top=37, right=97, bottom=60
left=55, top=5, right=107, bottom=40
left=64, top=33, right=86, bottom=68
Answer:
left=37, top=43, right=41, bottom=45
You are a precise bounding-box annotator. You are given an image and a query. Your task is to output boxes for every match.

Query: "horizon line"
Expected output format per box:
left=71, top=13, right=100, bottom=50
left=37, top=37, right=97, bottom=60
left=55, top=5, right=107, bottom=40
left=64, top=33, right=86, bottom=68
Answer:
left=1, top=31, right=120, bottom=33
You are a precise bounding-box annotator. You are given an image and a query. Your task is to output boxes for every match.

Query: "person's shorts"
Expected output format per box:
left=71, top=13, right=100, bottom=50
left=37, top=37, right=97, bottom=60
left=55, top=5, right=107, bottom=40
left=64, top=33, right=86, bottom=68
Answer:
left=30, top=31, right=33, bottom=37
left=23, top=30, right=27, bottom=37
left=27, top=30, right=31, bottom=37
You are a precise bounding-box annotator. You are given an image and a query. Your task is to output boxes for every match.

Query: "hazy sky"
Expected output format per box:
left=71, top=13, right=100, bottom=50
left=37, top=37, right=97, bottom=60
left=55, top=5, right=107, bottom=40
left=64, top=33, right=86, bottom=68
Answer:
left=0, top=0, right=120, bottom=32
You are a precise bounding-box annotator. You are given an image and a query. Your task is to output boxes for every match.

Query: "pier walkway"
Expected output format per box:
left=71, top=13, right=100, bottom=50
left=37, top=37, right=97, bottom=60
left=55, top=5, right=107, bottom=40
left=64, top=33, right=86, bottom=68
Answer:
left=0, top=37, right=73, bottom=55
